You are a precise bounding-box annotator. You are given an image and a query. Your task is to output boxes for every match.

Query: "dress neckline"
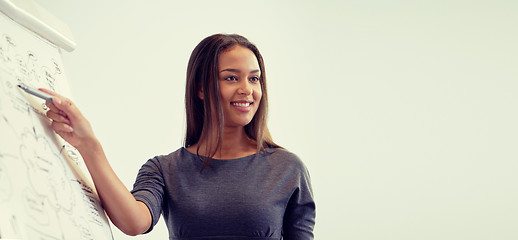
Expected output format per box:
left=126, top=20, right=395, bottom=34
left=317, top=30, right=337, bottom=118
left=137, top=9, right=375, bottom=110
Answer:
left=182, top=147, right=259, bottom=161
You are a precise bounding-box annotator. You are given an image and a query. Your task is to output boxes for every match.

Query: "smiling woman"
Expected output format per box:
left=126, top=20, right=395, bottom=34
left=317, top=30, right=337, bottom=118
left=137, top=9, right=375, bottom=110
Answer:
left=42, top=33, right=316, bottom=239
left=184, top=34, right=280, bottom=167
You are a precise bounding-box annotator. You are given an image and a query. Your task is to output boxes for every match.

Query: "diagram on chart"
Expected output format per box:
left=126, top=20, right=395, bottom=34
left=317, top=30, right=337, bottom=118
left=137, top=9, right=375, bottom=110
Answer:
left=0, top=13, right=112, bottom=240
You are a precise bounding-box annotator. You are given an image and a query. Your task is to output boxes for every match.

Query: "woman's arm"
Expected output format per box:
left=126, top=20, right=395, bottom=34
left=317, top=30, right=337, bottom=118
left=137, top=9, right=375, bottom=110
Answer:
left=282, top=164, right=316, bottom=240
left=40, top=89, right=151, bottom=236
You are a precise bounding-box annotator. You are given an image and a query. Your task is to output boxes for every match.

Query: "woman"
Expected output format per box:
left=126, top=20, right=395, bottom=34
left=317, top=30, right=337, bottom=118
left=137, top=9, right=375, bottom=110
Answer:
left=42, top=34, right=315, bottom=239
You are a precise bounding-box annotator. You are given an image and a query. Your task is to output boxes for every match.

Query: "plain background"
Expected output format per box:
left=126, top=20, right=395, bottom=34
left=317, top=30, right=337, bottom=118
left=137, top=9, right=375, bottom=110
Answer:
left=34, top=0, right=518, bottom=239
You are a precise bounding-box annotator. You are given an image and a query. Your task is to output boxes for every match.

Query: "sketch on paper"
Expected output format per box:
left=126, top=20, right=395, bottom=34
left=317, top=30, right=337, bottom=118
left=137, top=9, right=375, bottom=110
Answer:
left=0, top=13, right=112, bottom=240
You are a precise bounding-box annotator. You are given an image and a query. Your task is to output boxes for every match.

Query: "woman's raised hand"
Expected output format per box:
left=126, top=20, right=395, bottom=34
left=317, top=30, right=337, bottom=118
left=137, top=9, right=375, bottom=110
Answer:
left=40, top=89, right=151, bottom=234
left=40, top=88, right=96, bottom=150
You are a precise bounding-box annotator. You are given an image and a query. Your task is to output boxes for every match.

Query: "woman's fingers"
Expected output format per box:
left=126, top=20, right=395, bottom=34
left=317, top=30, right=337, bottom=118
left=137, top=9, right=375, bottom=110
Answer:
left=42, top=90, right=72, bottom=125
left=45, top=99, right=58, bottom=112
left=40, top=88, right=82, bottom=127
left=51, top=120, right=74, bottom=133
left=39, top=88, right=63, bottom=105
left=39, top=88, right=95, bottom=150
left=41, top=89, right=66, bottom=117
left=40, top=88, right=83, bottom=122
left=45, top=100, right=71, bottom=122
left=46, top=110, right=71, bottom=124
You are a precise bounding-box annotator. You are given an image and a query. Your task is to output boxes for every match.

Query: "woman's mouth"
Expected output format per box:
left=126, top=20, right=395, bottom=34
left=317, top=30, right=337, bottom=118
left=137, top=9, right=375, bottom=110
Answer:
left=232, top=102, right=251, bottom=107
left=231, top=101, right=253, bottom=112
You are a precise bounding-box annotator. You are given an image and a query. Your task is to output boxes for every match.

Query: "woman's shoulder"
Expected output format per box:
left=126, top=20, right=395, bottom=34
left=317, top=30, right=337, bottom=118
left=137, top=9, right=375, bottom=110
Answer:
left=144, top=147, right=194, bottom=168
left=263, top=147, right=308, bottom=171
left=148, top=147, right=181, bottom=161
left=264, top=147, right=297, bottom=159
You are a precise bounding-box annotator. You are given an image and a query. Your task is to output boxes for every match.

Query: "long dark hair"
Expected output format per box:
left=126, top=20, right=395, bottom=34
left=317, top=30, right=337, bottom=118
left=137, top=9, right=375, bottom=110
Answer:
left=184, top=34, right=280, bottom=169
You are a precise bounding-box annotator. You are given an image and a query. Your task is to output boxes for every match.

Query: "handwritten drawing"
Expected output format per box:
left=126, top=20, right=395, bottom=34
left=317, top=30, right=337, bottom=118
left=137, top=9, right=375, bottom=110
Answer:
left=0, top=34, right=16, bottom=73
left=0, top=13, right=112, bottom=239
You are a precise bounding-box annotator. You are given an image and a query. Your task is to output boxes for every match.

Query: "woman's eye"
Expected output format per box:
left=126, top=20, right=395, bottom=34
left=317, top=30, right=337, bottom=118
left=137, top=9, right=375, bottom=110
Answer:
left=225, top=76, right=238, bottom=81
left=250, top=76, right=260, bottom=82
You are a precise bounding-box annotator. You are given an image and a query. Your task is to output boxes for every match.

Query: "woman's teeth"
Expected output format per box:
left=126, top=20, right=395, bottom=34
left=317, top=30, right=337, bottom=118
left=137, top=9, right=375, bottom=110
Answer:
left=232, top=102, right=251, bottom=107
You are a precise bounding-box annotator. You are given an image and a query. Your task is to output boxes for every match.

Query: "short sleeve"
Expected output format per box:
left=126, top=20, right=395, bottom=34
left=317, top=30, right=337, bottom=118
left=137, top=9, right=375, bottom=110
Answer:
left=282, top=163, right=316, bottom=240
left=130, top=157, right=165, bottom=233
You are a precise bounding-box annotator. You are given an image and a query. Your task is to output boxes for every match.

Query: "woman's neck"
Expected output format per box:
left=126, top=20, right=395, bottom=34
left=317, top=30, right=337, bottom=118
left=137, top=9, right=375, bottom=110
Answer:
left=187, top=126, right=257, bottom=159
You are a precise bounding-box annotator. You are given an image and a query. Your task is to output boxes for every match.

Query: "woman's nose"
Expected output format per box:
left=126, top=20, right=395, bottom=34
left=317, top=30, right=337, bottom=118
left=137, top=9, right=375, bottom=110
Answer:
left=238, top=82, right=253, bottom=95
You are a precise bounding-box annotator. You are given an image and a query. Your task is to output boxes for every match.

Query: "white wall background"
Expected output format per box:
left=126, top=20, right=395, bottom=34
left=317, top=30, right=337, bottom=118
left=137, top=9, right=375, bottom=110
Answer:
left=35, top=0, right=518, bottom=239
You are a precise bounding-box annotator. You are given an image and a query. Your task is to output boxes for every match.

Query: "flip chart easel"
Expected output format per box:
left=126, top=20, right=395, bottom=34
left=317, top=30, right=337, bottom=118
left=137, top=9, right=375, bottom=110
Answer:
left=0, top=1, right=113, bottom=239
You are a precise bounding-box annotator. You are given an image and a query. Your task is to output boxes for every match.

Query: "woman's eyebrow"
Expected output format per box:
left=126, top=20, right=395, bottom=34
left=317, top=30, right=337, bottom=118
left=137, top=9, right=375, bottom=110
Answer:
left=219, top=68, right=261, bottom=74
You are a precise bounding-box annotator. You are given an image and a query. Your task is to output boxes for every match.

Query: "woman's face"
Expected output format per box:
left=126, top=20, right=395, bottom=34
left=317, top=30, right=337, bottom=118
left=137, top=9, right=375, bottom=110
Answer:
left=217, top=45, right=262, bottom=128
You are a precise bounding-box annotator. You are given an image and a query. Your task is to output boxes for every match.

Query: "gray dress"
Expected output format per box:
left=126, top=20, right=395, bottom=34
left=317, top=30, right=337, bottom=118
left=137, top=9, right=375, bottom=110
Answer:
left=131, top=147, right=315, bottom=240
